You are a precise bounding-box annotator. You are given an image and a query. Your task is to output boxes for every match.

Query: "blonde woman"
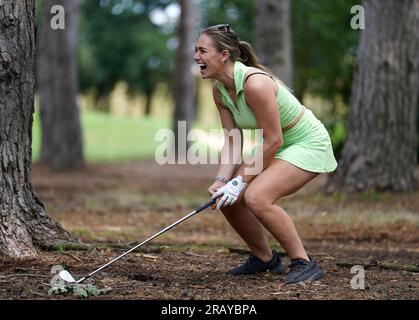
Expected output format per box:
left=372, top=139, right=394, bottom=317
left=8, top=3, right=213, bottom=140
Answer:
left=194, top=24, right=337, bottom=284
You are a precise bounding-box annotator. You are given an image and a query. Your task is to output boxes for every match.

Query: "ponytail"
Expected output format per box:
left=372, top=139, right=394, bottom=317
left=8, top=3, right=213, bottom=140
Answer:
left=238, top=41, right=269, bottom=72
left=239, top=41, right=290, bottom=91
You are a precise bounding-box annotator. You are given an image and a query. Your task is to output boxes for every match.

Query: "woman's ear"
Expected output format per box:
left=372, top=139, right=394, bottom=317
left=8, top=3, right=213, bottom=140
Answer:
left=221, top=50, right=231, bottom=64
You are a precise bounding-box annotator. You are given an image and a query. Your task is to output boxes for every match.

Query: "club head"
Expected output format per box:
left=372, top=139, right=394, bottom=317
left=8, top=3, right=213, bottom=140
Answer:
left=59, top=270, right=76, bottom=283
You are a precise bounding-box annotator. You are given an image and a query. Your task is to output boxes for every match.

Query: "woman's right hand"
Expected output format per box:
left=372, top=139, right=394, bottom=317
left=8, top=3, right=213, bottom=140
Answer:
left=208, top=180, right=226, bottom=210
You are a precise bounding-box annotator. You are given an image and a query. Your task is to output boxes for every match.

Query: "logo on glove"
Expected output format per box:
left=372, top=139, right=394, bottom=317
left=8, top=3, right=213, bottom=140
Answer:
left=211, top=175, right=247, bottom=209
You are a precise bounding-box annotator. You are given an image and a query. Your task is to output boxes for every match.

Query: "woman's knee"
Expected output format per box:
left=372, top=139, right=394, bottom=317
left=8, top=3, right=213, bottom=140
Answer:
left=243, top=189, right=270, bottom=216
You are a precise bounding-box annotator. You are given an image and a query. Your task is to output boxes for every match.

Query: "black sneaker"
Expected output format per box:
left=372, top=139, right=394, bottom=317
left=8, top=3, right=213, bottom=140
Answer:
left=284, top=257, right=325, bottom=284
left=227, top=250, right=285, bottom=276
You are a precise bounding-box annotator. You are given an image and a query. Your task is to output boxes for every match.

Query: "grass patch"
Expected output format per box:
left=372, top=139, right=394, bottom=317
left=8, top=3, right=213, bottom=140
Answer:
left=32, top=111, right=170, bottom=163
left=48, top=283, right=111, bottom=298
left=71, top=228, right=95, bottom=240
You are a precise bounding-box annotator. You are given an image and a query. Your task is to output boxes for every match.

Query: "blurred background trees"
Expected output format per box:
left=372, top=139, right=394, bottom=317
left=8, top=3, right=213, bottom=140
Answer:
left=75, top=0, right=360, bottom=157
left=77, top=0, right=177, bottom=114
left=254, top=0, right=293, bottom=88
left=31, top=0, right=418, bottom=191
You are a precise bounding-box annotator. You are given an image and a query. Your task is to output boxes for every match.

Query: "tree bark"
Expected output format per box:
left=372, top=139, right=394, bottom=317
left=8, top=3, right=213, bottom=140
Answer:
left=326, top=0, right=419, bottom=193
left=294, top=8, right=310, bottom=102
left=0, top=0, right=76, bottom=258
left=254, top=0, right=293, bottom=88
left=172, top=0, right=197, bottom=161
left=38, top=0, right=83, bottom=170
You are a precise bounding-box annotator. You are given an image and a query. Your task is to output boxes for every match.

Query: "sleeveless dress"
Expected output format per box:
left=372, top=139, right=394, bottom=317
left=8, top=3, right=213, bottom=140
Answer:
left=217, top=60, right=337, bottom=173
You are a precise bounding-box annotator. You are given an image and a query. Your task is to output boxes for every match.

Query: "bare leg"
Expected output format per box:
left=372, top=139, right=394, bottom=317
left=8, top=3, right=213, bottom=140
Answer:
left=244, top=160, right=319, bottom=260
left=220, top=203, right=273, bottom=262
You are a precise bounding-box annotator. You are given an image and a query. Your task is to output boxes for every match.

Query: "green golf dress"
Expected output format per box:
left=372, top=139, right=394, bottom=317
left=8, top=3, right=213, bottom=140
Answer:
left=217, top=60, right=337, bottom=173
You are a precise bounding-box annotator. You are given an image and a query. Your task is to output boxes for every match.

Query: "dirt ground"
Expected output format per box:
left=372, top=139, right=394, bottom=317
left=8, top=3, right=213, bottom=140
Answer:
left=0, top=161, right=418, bottom=300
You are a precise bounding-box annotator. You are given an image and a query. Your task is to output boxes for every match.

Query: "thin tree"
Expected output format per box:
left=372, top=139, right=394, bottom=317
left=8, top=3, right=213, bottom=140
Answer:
left=38, top=0, right=84, bottom=170
left=326, top=0, right=419, bottom=193
left=172, top=0, right=198, bottom=161
left=254, top=0, right=293, bottom=87
left=0, top=0, right=75, bottom=258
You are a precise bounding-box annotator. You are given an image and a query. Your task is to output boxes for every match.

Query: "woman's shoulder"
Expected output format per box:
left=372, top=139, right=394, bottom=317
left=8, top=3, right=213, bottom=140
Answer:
left=243, top=67, right=276, bottom=87
left=244, top=66, right=265, bottom=78
left=242, top=67, right=278, bottom=93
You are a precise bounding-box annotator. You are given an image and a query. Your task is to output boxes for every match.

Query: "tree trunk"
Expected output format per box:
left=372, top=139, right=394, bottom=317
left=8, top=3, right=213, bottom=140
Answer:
left=295, top=9, right=310, bottom=102
left=38, top=0, right=83, bottom=170
left=172, top=0, right=197, bottom=161
left=254, top=0, right=293, bottom=88
left=0, top=0, right=76, bottom=258
left=144, top=90, right=152, bottom=117
left=326, top=0, right=419, bottom=193
left=417, top=94, right=419, bottom=163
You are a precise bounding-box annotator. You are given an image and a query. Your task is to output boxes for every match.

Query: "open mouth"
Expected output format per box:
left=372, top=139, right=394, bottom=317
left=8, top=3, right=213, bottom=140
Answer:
left=198, top=63, right=207, bottom=73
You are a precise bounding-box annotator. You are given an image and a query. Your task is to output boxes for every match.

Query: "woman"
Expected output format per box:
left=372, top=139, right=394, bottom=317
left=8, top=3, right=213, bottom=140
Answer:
left=194, top=24, right=337, bottom=284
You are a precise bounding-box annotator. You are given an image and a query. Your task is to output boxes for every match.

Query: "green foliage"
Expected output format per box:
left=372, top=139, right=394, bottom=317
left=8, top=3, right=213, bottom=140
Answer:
left=48, top=285, right=69, bottom=296
left=48, top=283, right=110, bottom=299
left=76, top=0, right=255, bottom=103
left=324, top=119, right=347, bottom=160
left=292, top=0, right=361, bottom=158
left=293, top=0, right=360, bottom=104
left=77, top=0, right=177, bottom=102
left=198, top=0, right=253, bottom=42
left=51, top=243, right=66, bottom=253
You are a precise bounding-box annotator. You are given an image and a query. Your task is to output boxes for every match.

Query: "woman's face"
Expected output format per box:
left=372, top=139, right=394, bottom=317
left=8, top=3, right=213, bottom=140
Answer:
left=194, top=33, right=225, bottom=79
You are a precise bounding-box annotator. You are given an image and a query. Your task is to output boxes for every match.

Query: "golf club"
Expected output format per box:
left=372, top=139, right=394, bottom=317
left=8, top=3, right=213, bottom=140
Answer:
left=59, top=198, right=216, bottom=284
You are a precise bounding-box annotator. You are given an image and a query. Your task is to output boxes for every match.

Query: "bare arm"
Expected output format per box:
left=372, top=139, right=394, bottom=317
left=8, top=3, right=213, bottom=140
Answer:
left=236, top=75, right=283, bottom=183
left=212, top=82, right=243, bottom=182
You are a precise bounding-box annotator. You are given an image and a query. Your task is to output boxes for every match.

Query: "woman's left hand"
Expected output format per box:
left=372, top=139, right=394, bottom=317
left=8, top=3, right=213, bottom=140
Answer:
left=211, top=176, right=247, bottom=209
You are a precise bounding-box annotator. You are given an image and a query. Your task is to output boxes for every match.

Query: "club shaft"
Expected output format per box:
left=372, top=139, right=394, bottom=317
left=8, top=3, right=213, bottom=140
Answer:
left=77, top=209, right=200, bottom=283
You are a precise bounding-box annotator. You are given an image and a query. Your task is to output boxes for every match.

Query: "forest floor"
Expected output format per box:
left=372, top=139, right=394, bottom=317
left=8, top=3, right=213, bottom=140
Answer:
left=0, top=161, right=418, bottom=300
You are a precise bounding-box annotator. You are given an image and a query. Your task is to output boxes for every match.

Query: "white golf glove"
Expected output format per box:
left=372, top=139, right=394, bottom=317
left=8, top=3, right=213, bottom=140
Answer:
left=211, top=176, right=247, bottom=210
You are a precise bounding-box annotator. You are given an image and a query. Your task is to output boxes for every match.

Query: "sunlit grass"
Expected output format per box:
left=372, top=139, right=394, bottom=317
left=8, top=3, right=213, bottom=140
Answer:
left=32, top=111, right=171, bottom=163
